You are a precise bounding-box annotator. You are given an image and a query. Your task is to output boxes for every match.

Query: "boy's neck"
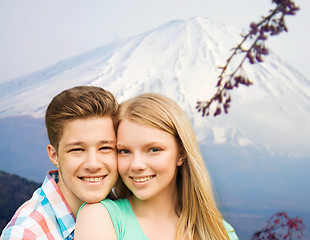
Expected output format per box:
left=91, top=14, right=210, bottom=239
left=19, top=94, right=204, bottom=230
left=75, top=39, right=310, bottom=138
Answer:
left=57, top=182, right=83, bottom=217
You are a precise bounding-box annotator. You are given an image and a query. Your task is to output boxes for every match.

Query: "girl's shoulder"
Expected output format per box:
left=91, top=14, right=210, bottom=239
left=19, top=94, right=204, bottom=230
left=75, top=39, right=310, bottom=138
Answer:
left=223, top=220, right=239, bottom=240
left=100, top=198, right=130, bottom=212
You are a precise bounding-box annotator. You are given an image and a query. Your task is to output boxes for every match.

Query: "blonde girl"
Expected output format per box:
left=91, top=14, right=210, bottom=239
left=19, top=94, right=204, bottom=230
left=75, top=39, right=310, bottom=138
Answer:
left=75, top=93, right=238, bottom=240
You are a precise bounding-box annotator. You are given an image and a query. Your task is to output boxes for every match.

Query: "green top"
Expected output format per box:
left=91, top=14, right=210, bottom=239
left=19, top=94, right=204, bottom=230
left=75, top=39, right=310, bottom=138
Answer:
left=100, top=198, right=239, bottom=240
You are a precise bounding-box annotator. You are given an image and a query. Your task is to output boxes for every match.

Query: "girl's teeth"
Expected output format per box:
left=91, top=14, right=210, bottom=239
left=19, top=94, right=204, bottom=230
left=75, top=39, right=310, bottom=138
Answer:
left=133, top=176, right=153, bottom=182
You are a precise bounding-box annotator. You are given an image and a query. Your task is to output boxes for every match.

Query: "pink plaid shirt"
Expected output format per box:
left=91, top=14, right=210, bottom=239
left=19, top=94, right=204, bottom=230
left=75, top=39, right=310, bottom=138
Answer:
left=1, top=170, right=75, bottom=240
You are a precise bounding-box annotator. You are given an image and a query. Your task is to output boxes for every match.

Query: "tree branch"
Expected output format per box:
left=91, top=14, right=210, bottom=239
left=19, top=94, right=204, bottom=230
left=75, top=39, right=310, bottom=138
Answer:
left=196, top=0, right=299, bottom=117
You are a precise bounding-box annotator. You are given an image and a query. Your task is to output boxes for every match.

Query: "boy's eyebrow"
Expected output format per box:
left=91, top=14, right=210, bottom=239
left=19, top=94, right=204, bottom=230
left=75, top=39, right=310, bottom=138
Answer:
left=98, top=140, right=116, bottom=145
left=64, top=140, right=115, bottom=148
left=64, top=141, right=85, bottom=148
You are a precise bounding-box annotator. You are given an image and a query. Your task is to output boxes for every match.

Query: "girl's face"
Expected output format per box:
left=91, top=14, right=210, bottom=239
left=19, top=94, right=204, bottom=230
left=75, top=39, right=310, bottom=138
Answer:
left=117, top=119, right=184, bottom=201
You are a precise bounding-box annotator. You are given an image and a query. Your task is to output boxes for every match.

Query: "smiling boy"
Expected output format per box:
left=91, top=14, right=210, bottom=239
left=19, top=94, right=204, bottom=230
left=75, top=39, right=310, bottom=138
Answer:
left=1, top=86, right=119, bottom=239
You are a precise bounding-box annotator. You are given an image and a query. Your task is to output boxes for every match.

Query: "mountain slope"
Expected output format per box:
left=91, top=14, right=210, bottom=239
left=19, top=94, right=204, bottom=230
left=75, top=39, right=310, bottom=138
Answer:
left=0, top=17, right=309, bottom=156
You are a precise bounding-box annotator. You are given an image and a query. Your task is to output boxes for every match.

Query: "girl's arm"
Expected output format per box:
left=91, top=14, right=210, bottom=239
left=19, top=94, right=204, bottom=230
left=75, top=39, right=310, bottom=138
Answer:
left=75, top=203, right=117, bottom=240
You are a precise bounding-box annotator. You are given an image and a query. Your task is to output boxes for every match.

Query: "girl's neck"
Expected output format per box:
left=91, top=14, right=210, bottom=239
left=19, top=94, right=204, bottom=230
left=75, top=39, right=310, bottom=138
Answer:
left=129, top=189, right=180, bottom=219
left=129, top=192, right=181, bottom=240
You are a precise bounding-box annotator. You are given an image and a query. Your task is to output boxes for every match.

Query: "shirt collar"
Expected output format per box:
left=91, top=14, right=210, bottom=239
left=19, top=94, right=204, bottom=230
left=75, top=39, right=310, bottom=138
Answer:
left=41, top=170, right=76, bottom=238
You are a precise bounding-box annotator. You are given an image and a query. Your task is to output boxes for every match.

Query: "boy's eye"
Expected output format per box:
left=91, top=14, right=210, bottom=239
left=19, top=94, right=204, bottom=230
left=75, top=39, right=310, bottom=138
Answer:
left=69, top=148, right=84, bottom=152
left=99, top=146, right=114, bottom=152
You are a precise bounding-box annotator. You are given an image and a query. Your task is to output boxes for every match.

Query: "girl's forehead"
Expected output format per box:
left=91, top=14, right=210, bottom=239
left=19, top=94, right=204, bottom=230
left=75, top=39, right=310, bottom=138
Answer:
left=117, top=119, right=177, bottom=145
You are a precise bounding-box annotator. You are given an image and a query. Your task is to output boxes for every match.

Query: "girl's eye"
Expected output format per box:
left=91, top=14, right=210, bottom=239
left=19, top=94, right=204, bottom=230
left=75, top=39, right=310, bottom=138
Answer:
left=149, top=147, right=160, bottom=153
left=118, top=149, right=131, bottom=155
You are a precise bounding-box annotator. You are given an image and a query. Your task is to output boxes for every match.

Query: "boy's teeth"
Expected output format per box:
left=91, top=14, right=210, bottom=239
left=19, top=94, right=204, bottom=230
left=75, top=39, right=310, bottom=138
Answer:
left=82, top=177, right=104, bottom=182
left=133, top=176, right=153, bottom=182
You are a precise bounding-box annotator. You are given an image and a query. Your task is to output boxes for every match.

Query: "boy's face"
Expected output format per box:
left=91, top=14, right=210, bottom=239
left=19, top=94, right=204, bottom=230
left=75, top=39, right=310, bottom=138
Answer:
left=47, top=116, right=118, bottom=215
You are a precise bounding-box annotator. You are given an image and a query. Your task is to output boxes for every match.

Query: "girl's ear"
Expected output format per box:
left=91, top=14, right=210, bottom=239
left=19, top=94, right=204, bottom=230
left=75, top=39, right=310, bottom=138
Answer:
left=177, top=147, right=186, bottom=166
left=47, top=144, right=59, bottom=168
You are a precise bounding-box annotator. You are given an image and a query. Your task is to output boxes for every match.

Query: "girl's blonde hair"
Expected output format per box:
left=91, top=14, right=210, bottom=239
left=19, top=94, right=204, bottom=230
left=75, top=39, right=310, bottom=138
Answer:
left=115, top=93, right=229, bottom=240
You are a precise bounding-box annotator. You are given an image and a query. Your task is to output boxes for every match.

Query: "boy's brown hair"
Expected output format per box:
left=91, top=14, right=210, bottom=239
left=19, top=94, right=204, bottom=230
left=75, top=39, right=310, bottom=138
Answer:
left=45, top=86, right=118, bottom=151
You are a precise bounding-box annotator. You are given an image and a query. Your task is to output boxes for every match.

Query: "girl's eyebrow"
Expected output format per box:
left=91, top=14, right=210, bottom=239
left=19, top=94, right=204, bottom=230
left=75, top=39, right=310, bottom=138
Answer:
left=117, top=141, right=164, bottom=148
left=116, top=143, right=127, bottom=148
left=145, top=141, right=163, bottom=146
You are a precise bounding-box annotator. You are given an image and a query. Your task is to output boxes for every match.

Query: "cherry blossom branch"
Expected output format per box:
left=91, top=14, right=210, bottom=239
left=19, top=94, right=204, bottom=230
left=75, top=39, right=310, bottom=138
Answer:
left=196, top=0, right=299, bottom=117
left=251, top=211, right=305, bottom=240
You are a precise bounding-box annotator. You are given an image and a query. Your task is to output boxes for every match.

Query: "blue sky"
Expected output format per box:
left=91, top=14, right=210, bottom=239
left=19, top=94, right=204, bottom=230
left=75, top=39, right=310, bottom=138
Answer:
left=0, top=0, right=309, bottom=83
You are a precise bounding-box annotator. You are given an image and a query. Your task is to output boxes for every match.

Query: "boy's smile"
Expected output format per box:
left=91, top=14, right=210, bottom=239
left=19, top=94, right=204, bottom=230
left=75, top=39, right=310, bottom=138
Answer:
left=48, top=116, right=118, bottom=215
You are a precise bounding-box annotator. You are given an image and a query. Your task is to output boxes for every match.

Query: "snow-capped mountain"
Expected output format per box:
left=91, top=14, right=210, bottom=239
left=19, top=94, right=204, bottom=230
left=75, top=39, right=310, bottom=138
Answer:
left=1, top=17, right=310, bottom=239
left=0, top=16, right=309, bottom=156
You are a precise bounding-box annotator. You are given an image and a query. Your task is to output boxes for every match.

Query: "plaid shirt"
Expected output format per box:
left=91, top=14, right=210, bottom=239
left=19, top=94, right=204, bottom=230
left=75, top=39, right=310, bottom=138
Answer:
left=1, top=170, right=75, bottom=240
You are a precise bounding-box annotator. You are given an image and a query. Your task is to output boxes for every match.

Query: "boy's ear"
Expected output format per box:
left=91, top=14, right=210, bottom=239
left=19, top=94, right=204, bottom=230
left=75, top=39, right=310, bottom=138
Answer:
left=177, top=147, right=186, bottom=167
left=47, top=144, right=59, bottom=168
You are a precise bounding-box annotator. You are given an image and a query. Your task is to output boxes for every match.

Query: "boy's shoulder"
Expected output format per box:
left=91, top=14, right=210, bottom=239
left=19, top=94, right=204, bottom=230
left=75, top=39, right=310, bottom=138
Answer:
left=1, top=172, right=75, bottom=240
left=1, top=187, right=52, bottom=239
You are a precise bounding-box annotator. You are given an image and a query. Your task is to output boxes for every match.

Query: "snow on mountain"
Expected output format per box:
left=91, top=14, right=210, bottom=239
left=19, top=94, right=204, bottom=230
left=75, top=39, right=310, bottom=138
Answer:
left=0, top=16, right=309, bottom=156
